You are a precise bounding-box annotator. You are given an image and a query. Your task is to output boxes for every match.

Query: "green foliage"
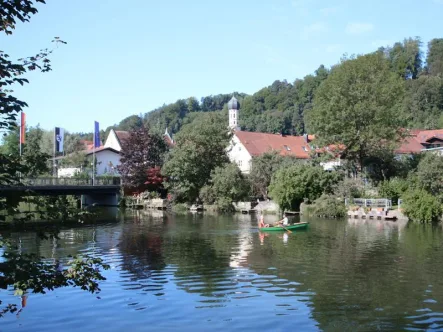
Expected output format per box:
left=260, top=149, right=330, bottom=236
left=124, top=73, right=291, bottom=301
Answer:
left=332, top=177, right=365, bottom=199
left=268, top=164, right=342, bottom=211
left=386, top=37, right=422, bottom=79
left=378, top=177, right=409, bottom=203
left=22, top=125, right=50, bottom=177
left=0, top=126, right=19, bottom=155
left=0, top=239, right=110, bottom=316
left=145, top=93, right=247, bottom=135
left=402, top=188, right=442, bottom=223
left=239, top=68, right=328, bottom=135
left=200, top=163, right=249, bottom=211
left=249, top=151, right=285, bottom=199
left=403, top=75, right=443, bottom=129
left=416, top=153, right=443, bottom=197
left=306, top=53, right=405, bottom=171
left=171, top=203, right=189, bottom=213
left=0, top=1, right=110, bottom=317
left=162, top=112, right=231, bottom=203
left=309, top=194, right=347, bottom=218
left=427, top=38, right=443, bottom=77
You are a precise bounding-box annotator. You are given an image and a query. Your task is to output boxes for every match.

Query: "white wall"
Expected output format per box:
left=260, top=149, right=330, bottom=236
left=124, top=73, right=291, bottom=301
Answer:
left=95, top=150, right=121, bottom=176
left=104, top=130, right=122, bottom=152
left=58, top=167, right=81, bottom=178
left=320, top=159, right=342, bottom=171
left=227, top=135, right=252, bottom=173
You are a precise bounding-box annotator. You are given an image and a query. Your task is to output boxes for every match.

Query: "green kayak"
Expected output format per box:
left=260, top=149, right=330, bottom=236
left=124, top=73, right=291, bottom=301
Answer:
left=259, top=222, right=308, bottom=232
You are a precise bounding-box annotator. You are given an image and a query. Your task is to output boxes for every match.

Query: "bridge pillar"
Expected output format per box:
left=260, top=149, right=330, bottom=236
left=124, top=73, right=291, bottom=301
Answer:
left=81, top=193, right=120, bottom=207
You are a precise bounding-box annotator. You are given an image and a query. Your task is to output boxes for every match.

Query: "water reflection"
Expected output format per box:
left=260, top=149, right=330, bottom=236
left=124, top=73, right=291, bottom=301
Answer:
left=2, top=212, right=443, bottom=331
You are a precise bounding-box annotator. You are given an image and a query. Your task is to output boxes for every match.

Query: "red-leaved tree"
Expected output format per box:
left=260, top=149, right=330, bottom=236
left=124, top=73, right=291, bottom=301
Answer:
left=117, top=124, right=167, bottom=194
left=145, top=166, right=164, bottom=192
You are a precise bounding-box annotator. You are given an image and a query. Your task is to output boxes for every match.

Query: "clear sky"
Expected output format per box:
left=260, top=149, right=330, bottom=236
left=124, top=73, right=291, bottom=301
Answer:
left=2, top=0, right=443, bottom=133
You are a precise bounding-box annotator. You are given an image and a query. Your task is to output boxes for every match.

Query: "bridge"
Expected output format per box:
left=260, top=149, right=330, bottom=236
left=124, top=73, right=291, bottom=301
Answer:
left=0, top=177, right=122, bottom=206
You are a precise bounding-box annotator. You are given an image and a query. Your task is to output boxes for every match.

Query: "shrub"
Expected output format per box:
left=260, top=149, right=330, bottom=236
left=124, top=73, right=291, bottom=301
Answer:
left=172, top=203, right=189, bottom=213
left=333, top=177, right=365, bottom=199
left=310, top=194, right=347, bottom=218
left=378, top=177, right=409, bottom=203
left=268, top=164, right=342, bottom=211
left=199, top=163, right=249, bottom=209
left=416, top=153, right=443, bottom=196
left=402, top=188, right=443, bottom=223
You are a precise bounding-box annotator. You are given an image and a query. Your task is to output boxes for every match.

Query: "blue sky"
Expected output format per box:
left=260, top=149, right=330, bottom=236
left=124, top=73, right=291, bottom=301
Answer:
left=2, top=0, right=443, bottom=133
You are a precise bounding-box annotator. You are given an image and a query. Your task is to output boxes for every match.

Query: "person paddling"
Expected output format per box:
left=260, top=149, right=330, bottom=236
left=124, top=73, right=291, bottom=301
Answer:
left=277, top=213, right=289, bottom=227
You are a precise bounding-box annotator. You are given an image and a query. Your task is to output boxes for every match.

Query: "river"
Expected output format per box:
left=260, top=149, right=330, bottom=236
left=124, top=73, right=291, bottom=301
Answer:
left=1, top=211, right=443, bottom=331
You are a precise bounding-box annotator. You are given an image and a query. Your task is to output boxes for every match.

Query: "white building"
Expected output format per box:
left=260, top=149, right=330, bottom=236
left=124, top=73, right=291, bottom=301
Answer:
left=226, top=96, right=314, bottom=173
left=86, top=147, right=121, bottom=176
left=56, top=128, right=175, bottom=177
left=104, top=129, right=129, bottom=152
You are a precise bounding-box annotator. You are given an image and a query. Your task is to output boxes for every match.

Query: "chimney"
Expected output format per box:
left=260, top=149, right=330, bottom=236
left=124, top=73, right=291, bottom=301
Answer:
left=303, top=133, right=309, bottom=143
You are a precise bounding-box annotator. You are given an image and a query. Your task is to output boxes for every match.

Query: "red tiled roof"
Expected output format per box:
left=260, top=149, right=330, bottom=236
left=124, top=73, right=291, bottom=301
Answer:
left=114, top=129, right=175, bottom=149
left=115, top=131, right=130, bottom=146
left=395, top=129, right=443, bottom=154
left=235, top=131, right=311, bottom=159
left=415, top=129, right=443, bottom=143
left=394, top=136, right=424, bottom=154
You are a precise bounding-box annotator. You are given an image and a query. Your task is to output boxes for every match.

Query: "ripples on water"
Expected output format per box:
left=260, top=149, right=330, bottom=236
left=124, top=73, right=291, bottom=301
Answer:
left=2, top=212, right=443, bottom=331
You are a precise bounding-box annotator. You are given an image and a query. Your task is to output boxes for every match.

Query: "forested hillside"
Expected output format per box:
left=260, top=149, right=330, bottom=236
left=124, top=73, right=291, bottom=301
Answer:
left=2, top=37, right=443, bottom=156
left=105, top=37, right=443, bottom=138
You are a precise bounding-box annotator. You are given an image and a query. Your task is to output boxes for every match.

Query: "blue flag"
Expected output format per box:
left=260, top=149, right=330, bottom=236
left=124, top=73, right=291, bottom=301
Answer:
left=55, top=127, right=64, bottom=152
left=94, top=121, right=100, bottom=148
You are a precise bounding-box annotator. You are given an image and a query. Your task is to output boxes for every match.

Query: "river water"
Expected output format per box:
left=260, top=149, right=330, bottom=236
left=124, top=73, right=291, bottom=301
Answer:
left=1, top=211, right=443, bottom=331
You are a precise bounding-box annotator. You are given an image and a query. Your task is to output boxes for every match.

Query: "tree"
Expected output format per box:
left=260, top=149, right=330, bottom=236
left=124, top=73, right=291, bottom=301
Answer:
left=416, top=153, right=443, bottom=197
left=162, top=112, right=231, bottom=203
left=0, top=0, right=108, bottom=316
left=200, top=163, right=249, bottom=211
left=117, top=115, right=143, bottom=131
left=117, top=124, right=167, bottom=193
left=0, top=126, right=19, bottom=155
left=145, top=166, right=165, bottom=194
left=249, top=151, right=285, bottom=199
left=427, top=39, right=443, bottom=77
left=305, top=52, right=405, bottom=172
left=22, top=125, right=50, bottom=177
left=388, top=37, right=422, bottom=79
left=268, top=164, right=341, bottom=211
left=403, top=75, right=443, bottom=129
left=402, top=188, right=442, bottom=223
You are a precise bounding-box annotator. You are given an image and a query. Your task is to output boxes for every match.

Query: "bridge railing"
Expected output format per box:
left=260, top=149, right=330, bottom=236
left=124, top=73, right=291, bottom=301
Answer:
left=21, top=177, right=121, bottom=186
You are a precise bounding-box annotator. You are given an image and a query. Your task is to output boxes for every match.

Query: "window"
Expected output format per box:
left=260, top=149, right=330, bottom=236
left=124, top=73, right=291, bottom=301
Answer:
left=238, top=160, right=243, bottom=167
left=238, top=146, right=241, bottom=151
left=284, top=145, right=291, bottom=151
left=302, top=146, right=308, bottom=152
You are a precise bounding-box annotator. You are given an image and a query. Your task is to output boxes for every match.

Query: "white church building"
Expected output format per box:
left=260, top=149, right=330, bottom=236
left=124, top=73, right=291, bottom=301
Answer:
left=226, top=96, right=321, bottom=173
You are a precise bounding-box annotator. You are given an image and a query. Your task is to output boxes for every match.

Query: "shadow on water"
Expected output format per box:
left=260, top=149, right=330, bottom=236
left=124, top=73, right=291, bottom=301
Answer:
left=2, top=210, right=443, bottom=331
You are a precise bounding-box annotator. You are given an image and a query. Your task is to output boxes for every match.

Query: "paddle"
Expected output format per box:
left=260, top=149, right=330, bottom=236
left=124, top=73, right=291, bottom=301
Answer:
left=280, top=224, right=292, bottom=234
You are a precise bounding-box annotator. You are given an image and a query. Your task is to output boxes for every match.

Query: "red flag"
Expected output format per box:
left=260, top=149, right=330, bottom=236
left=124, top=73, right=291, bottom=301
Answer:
left=20, top=112, right=26, bottom=144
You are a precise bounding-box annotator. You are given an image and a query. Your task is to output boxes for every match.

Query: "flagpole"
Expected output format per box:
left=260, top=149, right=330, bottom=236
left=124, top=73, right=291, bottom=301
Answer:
left=19, top=117, right=22, bottom=157
left=92, top=126, right=95, bottom=186
left=53, top=128, right=56, bottom=178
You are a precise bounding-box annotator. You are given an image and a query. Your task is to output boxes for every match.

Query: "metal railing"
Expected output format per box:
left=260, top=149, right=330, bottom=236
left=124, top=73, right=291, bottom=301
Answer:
left=345, top=198, right=392, bottom=208
left=20, top=177, right=121, bottom=186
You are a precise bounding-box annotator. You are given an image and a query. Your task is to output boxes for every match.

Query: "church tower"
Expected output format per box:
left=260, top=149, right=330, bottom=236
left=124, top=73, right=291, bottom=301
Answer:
left=228, top=96, right=240, bottom=131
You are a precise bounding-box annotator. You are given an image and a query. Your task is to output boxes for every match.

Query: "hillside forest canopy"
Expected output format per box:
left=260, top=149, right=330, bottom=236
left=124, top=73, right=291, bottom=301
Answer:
left=2, top=37, right=443, bottom=160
